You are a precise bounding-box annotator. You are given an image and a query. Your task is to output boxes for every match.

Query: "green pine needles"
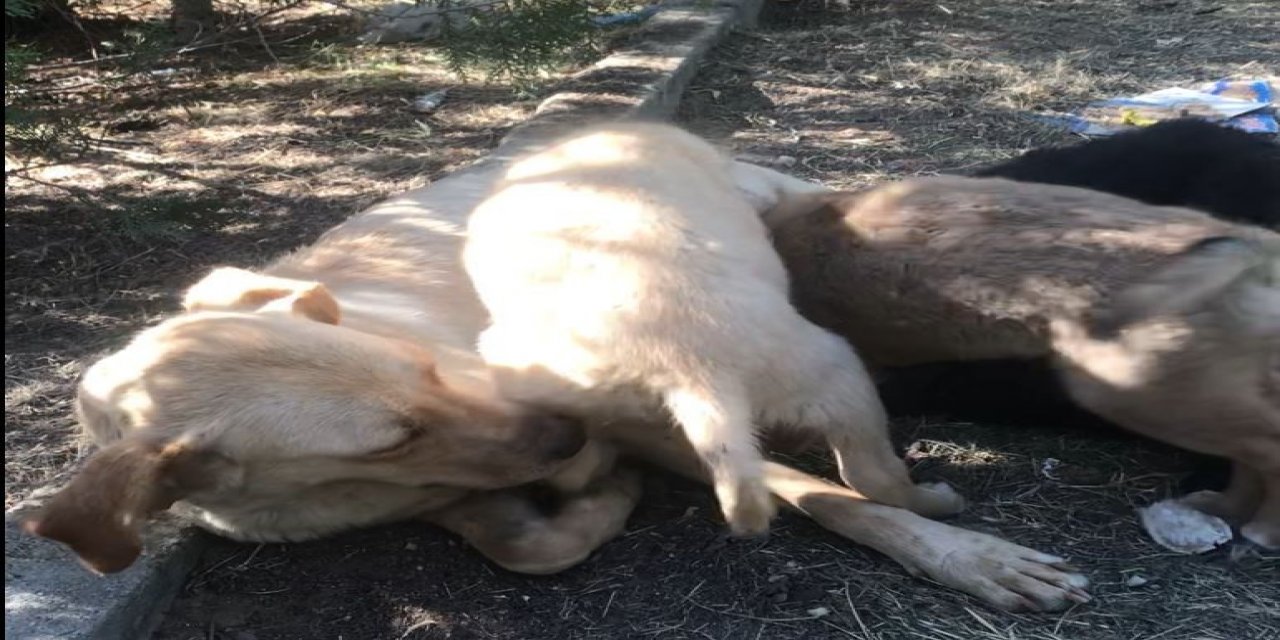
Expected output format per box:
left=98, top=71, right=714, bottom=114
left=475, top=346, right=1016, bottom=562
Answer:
left=435, top=0, right=601, bottom=94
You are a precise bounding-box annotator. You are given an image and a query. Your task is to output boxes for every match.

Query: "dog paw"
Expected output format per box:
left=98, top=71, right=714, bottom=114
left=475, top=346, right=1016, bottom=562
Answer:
left=719, top=480, right=776, bottom=537
left=918, top=526, right=1091, bottom=612
left=1179, top=489, right=1252, bottom=524
left=1241, top=520, right=1279, bottom=550
left=910, top=481, right=967, bottom=518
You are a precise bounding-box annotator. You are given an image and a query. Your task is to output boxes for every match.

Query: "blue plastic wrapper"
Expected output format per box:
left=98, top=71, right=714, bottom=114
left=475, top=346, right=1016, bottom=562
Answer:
left=591, top=4, right=660, bottom=28
left=1035, top=78, right=1277, bottom=137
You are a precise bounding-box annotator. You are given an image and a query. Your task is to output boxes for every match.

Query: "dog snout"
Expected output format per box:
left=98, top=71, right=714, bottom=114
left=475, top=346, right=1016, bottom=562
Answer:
left=519, top=411, right=587, bottom=461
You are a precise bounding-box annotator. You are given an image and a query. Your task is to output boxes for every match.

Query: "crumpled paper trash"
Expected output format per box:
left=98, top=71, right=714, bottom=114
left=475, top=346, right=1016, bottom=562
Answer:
left=411, top=88, right=449, bottom=113
left=590, top=4, right=660, bottom=27
left=1036, top=78, right=1277, bottom=136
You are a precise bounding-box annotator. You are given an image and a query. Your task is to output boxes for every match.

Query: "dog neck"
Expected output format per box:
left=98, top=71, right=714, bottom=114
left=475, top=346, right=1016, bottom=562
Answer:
left=265, top=166, right=506, bottom=396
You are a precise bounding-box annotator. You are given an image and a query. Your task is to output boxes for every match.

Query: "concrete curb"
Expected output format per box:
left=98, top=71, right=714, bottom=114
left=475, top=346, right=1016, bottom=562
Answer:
left=498, top=0, right=764, bottom=156
left=5, top=504, right=206, bottom=640
left=2, top=2, right=761, bottom=638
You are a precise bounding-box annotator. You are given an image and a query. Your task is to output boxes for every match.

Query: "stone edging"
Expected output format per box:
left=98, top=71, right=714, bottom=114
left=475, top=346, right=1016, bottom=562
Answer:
left=5, top=512, right=206, bottom=640
left=2, top=1, right=762, bottom=638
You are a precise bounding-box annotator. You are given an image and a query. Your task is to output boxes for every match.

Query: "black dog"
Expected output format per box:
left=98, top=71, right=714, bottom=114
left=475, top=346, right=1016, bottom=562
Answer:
left=881, top=120, right=1278, bottom=488
left=974, top=118, right=1278, bottom=227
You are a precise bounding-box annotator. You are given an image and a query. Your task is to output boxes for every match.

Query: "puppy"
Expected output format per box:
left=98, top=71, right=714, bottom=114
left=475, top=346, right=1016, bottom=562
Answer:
left=464, top=122, right=964, bottom=535
left=22, top=208, right=603, bottom=575
left=974, top=118, right=1279, bottom=227
left=770, top=176, right=1280, bottom=548
left=883, top=121, right=1276, bottom=483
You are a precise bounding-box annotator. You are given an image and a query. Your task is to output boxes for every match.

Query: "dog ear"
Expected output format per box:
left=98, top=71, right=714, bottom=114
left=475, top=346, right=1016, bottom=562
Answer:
left=22, top=437, right=239, bottom=574
left=183, top=267, right=340, bottom=324
left=1106, top=237, right=1260, bottom=328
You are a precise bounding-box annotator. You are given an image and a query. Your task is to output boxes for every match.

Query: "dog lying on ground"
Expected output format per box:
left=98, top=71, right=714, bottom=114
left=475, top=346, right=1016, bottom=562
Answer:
left=974, top=118, right=1279, bottom=228
left=770, top=176, right=1280, bottom=548
left=464, top=122, right=963, bottom=535
left=879, top=121, right=1277, bottom=483
left=23, top=126, right=1090, bottom=612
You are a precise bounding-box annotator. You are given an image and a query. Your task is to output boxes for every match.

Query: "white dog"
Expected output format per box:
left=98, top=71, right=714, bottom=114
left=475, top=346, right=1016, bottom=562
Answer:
left=464, top=122, right=965, bottom=535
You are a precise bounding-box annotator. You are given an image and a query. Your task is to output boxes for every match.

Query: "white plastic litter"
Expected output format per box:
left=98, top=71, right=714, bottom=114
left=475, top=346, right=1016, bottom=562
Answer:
left=1040, top=457, right=1061, bottom=480
left=1138, top=498, right=1232, bottom=554
left=411, top=89, right=449, bottom=114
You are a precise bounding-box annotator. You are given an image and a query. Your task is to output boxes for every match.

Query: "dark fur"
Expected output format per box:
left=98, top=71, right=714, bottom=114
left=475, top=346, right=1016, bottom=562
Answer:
left=881, top=120, right=1279, bottom=488
left=973, top=119, right=1279, bottom=227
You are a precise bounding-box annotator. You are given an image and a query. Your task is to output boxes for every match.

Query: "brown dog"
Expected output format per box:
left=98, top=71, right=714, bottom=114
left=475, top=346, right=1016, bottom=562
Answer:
left=770, top=176, right=1280, bottom=548
left=22, top=140, right=1090, bottom=611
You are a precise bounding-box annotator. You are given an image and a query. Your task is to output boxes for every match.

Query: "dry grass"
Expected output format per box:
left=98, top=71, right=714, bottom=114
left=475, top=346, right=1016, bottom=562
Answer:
left=683, top=0, right=1278, bottom=185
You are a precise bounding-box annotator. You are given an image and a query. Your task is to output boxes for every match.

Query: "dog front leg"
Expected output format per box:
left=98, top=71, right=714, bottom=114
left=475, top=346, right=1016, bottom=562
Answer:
left=664, top=380, right=776, bottom=536
left=604, top=426, right=1091, bottom=612
left=425, top=466, right=642, bottom=575
left=765, top=463, right=1091, bottom=612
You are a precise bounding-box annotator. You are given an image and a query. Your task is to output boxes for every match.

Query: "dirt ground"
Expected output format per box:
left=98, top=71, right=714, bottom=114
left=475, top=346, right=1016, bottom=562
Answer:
left=7, top=0, right=1279, bottom=638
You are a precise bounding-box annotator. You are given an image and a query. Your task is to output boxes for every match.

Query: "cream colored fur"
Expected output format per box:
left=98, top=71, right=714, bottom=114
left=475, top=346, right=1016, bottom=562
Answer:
left=465, top=123, right=963, bottom=535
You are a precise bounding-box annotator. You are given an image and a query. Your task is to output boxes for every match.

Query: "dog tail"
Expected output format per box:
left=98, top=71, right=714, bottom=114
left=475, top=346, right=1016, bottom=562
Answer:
left=1102, top=233, right=1279, bottom=335
left=730, top=161, right=835, bottom=229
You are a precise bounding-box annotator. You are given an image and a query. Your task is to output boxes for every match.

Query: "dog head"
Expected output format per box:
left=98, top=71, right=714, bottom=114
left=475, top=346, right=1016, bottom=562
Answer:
left=24, top=267, right=586, bottom=574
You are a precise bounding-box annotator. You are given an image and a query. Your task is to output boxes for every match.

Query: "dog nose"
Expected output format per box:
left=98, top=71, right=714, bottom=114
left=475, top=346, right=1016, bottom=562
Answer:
left=523, top=412, right=587, bottom=460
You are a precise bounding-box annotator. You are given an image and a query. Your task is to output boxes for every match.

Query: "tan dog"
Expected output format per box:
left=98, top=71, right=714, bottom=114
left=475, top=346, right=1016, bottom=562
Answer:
left=465, top=123, right=963, bottom=535
left=23, top=143, right=1090, bottom=612
left=770, top=176, right=1280, bottom=548
left=32, top=270, right=612, bottom=574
